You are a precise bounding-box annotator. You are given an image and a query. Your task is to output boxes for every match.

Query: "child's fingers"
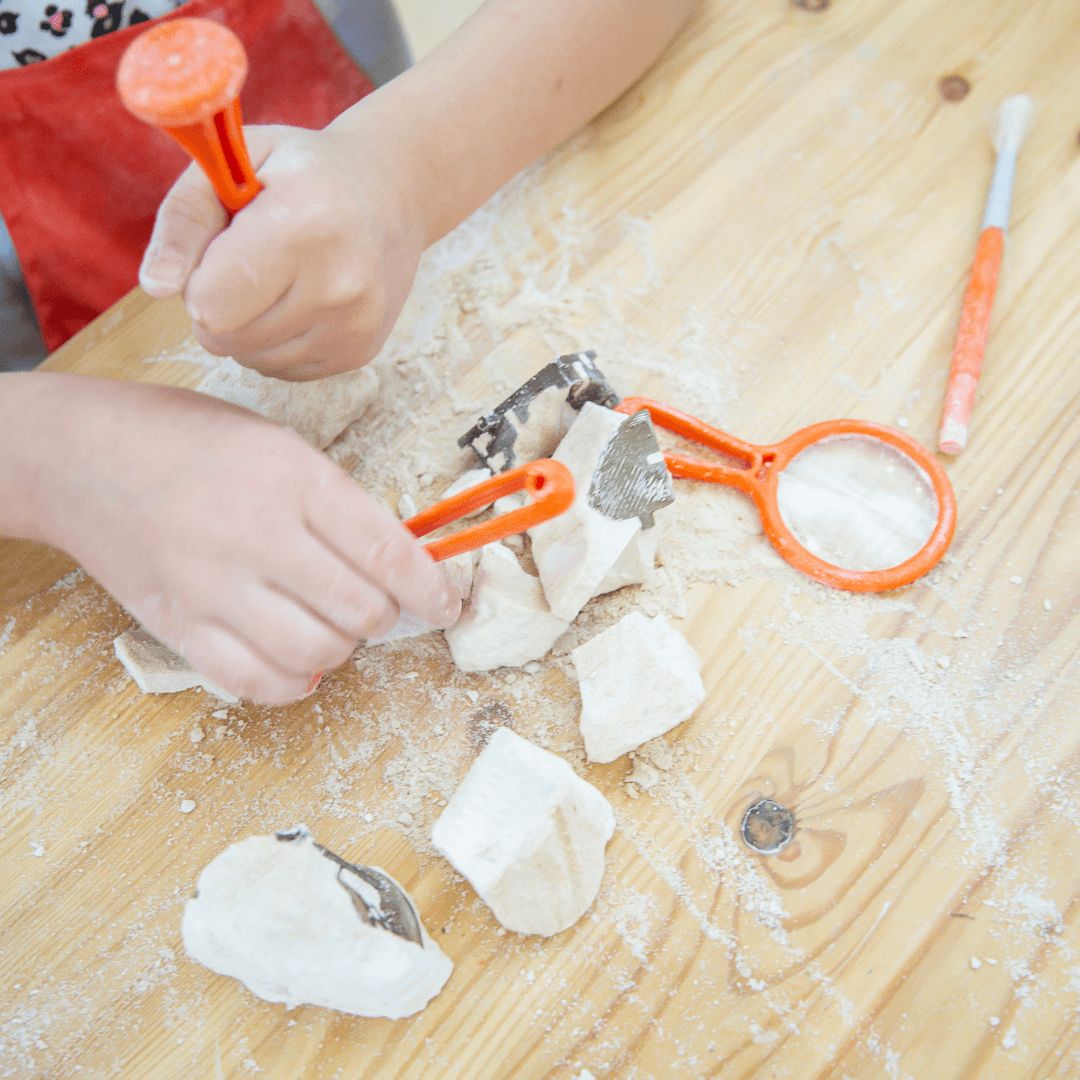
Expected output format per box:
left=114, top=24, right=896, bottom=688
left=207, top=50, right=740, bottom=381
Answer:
left=177, top=621, right=320, bottom=706
left=139, top=161, right=229, bottom=299
left=215, top=577, right=373, bottom=678
left=183, top=189, right=302, bottom=336
left=260, top=529, right=404, bottom=642
left=304, top=481, right=462, bottom=630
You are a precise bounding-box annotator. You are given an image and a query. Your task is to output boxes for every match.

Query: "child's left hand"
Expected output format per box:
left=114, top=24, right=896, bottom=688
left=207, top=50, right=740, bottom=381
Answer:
left=139, top=119, right=425, bottom=381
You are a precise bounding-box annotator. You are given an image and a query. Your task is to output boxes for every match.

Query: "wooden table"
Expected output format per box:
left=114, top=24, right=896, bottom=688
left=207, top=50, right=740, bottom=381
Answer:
left=4, top=1, right=1080, bottom=1077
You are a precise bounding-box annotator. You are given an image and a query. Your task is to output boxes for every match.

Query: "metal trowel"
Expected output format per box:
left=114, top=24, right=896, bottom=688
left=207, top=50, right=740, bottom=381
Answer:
left=589, top=407, right=674, bottom=529
left=458, top=351, right=620, bottom=472
left=460, top=352, right=674, bottom=530
left=276, top=826, right=423, bottom=946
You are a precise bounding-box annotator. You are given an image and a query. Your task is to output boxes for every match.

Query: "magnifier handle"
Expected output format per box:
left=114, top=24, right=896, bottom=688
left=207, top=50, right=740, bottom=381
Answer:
left=614, top=396, right=771, bottom=493
left=117, top=19, right=262, bottom=213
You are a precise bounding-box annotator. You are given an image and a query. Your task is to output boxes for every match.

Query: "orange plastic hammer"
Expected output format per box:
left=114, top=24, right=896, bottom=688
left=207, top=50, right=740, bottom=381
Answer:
left=116, top=18, right=262, bottom=213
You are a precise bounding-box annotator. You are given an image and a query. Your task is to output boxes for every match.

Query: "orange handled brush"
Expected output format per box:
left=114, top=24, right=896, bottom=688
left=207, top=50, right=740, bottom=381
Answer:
left=938, top=95, right=1033, bottom=455
left=116, top=18, right=262, bottom=213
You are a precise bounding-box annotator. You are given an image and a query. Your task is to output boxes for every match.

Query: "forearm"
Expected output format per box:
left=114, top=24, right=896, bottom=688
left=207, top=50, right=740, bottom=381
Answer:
left=0, top=372, right=69, bottom=545
left=332, top=0, right=697, bottom=246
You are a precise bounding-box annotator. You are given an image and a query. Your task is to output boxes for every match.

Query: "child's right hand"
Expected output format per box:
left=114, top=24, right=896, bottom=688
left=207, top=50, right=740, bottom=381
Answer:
left=3, top=373, right=460, bottom=704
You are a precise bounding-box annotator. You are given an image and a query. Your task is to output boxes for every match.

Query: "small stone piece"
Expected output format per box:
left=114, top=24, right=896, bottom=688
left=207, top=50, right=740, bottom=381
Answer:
left=627, top=757, right=660, bottom=790
left=189, top=727, right=205, bottom=744
left=196, top=360, right=378, bottom=450
left=114, top=627, right=238, bottom=702
left=444, top=544, right=569, bottom=672
left=572, top=611, right=705, bottom=763
left=530, top=404, right=643, bottom=621
left=591, top=516, right=662, bottom=597
left=180, top=799, right=196, bottom=814
left=970, top=956, right=982, bottom=969
left=182, top=827, right=452, bottom=1018
left=431, top=728, right=615, bottom=936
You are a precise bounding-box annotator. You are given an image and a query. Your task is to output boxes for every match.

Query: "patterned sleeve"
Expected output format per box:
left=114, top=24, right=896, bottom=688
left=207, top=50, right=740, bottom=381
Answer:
left=0, top=0, right=182, bottom=70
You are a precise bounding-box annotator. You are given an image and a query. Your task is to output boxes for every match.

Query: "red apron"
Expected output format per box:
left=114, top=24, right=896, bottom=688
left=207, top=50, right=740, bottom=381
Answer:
left=0, top=0, right=374, bottom=351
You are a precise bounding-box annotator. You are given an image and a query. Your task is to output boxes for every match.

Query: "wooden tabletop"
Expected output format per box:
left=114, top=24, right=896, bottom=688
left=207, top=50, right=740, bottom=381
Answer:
left=4, top=1, right=1080, bottom=1077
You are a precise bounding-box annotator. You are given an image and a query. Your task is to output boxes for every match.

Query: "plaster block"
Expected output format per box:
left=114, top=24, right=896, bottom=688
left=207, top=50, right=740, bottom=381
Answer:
left=182, top=826, right=452, bottom=1018
left=444, top=544, right=568, bottom=672
left=572, top=611, right=706, bottom=763
left=114, top=627, right=238, bottom=702
left=528, top=403, right=641, bottom=621
left=431, top=728, right=615, bottom=936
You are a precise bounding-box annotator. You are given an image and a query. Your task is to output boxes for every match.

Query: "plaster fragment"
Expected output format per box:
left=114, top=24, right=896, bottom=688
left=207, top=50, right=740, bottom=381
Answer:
left=572, top=611, right=705, bottom=763
left=432, top=729, right=614, bottom=936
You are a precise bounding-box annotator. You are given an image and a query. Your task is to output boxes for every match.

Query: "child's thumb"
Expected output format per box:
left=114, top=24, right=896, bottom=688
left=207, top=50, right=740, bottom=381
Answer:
left=139, top=163, right=228, bottom=299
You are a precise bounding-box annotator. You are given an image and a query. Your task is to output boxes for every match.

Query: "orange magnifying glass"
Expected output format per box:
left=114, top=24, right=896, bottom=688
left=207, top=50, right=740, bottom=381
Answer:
left=117, top=18, right=261, bottom=213
left=615, top=397, right=956, bottom=592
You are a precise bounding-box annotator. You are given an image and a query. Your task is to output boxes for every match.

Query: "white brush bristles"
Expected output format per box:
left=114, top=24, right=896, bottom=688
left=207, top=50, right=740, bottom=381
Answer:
left=992, top=95, right=1034, bottom=157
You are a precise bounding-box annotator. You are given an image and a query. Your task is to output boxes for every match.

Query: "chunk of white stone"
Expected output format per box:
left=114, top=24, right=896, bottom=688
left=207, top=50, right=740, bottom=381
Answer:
left=444, top=544, right=568, bottom=672
left=431, top=728, right=614, bottom=936
left=114, top=627, right=238, bottom=702
left=182, top=826, right=452, bottom=1018
left=591, top=516, right=663, bottom=597
left=438, top=468, right=495, bottom=519
left=196, top=359, right=379, bottom=450
left=364, top=550, right=475, bottom=646
left=572, top=611, right=706, bottom=763
left=529, top=403, right=641, bottom=621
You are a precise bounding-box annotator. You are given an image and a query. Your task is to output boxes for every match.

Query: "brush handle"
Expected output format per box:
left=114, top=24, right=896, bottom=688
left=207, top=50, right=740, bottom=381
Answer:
left=938, top=226, right=1003, bottom=454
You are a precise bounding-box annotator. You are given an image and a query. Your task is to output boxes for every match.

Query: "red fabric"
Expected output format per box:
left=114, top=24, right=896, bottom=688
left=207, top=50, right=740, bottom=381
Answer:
left=0, top=0, right=374, bottom=350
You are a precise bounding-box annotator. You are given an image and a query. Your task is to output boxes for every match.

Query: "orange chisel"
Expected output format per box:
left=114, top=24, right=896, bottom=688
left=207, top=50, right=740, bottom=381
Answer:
left=117, top=18, right=262, bottom=213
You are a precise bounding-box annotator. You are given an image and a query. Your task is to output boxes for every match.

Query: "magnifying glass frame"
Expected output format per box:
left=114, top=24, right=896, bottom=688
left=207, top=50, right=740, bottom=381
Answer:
left=615, top=397, right=956, bottom=592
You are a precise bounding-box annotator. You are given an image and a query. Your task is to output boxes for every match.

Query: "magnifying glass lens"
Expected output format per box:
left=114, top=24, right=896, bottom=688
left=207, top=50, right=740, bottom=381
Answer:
left=776, top=434, right=939, bottom=572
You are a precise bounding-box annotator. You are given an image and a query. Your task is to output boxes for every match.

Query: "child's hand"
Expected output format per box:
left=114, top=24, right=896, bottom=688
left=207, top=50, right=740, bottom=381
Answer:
left=140, top=120, right=424, bottom=382
left=9, top=375, right=459, bottom=704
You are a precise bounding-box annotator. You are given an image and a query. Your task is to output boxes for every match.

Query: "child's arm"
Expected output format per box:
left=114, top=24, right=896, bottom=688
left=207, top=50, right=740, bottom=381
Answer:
left=139, top=0, right=697, bottom=378
left=0, top=372, right=460, bottom=703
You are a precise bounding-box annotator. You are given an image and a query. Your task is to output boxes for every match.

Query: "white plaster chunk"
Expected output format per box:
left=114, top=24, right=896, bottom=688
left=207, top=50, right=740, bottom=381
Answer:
left=431, top=728, right=615, bottom=936
left=182, top=827, right=452, bottom=1018
left=438, top=468, right=495, bottom=519
left=196, top=359, right=379, bottom=450
left=114, top=627, right=238, bottom=702
left=529, top=403, right=640, bottom=621
left=572, top=611, right=706, bottom=763
left=444, top=544, right=568, bottom=672
left=492, top=490, right=527, bottom=518
left=591, top=515, right=663, bottom=597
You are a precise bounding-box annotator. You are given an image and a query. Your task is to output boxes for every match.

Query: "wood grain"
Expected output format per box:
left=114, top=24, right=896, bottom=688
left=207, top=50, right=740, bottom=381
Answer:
left=3, top=1, right=1080, bottom=1077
